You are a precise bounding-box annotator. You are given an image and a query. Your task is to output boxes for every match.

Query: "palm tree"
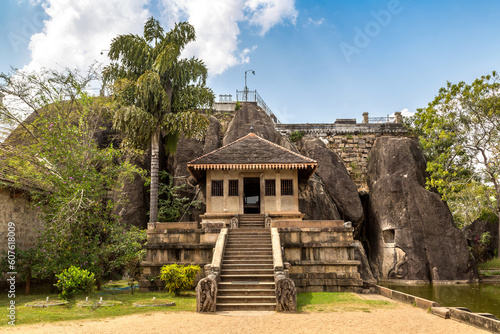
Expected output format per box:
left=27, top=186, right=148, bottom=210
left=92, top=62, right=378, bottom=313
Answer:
left=104, top=17, right=214, bottom=223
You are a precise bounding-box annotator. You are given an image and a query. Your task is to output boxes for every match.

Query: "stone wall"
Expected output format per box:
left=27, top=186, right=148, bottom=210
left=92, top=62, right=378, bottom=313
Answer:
left=278, top=222, right=363, bottom=292
left=139, top=223, right=220, bottom=291
left=326, top=134, right=377, bottom=191
left=0, top=186, right=42, bottom=252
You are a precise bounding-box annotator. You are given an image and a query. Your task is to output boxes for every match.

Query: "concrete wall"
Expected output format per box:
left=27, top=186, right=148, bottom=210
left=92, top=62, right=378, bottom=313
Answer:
left=0, top=186, right=42, bottom=251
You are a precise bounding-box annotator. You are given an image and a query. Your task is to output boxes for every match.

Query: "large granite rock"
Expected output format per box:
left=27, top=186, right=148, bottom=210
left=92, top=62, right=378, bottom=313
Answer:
left=222, top=103, right=295, bottom=151
left=297, top=137, right=364, bottom=226
left=367, top=137, right=477, bottom=282
left=202, top=116, right=221, bottom=155
left=298, top=174, right=342, bottom=220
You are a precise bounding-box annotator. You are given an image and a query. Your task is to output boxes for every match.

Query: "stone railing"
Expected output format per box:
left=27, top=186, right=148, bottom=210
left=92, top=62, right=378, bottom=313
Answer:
left=271, top=227, right=297, bottom=312
left=196, top=228, right=228, bottom=312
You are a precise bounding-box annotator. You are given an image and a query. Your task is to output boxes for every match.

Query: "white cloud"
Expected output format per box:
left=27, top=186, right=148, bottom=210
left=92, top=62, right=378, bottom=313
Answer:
left=160, top=0, right=297, bottom=75
left=26, top=0, right=150, bottom=72
left=306, top=17, right=325, bottom=26
left=244, top=0, right=298, bottom=35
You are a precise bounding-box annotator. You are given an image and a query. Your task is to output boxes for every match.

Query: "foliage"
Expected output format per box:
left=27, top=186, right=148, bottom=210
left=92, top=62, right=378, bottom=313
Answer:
left=0, top=67, right=146, bottom=280
left=54, top=266, right=95, bottom=299
left=104, top=17, right=214, bottom=223
left=408, top=71, right=500, bottom=255
left=155, top=170, right=201, bottom=222
left=470, top=232, right=492, bottom=263
left=289, top=130, right=305, bottom=143
left=159, top=264, right=200, bottom=295
left=235, top=101, right=242, bottom=111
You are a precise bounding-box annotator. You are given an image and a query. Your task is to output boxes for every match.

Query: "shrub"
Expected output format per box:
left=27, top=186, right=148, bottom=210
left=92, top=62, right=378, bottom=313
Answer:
left=290, top=130, right=304, bottom=143
left=54, top=266, right=95, bottom=299
left=235, top=101, right=242, bottom=111
left=159, top=264, right=201, bottom=295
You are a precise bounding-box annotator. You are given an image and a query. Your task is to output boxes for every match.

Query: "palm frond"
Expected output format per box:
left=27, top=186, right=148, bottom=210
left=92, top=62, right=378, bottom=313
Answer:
left=112, top=105, right=157, bottom=149
left=144, top=16, right=164, bottom=45
left=153, top=43, right=180, bottom=77
left=164, top=22, right=196, bottom=52
left=161, top=111, right=209, bottom=141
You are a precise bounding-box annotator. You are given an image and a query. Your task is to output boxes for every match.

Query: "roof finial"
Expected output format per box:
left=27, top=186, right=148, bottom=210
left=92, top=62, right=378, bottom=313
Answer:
left=250, top=123, right=254, bottom=133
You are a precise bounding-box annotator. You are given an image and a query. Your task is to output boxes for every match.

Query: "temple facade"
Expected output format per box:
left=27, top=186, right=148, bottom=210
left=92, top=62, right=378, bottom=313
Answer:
left=187, top=132, right=317, bottom=225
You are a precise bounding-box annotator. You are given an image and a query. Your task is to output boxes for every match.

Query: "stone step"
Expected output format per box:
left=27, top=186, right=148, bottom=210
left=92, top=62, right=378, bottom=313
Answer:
left=223, top=255, right=273, bottom=260
left=217, top=303, right=276, bottom=312
left=217, top=296, right=276, bottom=304
left=224, top=250, right=272, bottom=255
left=220, top=274, right=275, bottom=282
left=222, top=268, right=274, bottom=275
left=218, top=288, right=276, bottom=296
left=229, top=229, right=269, bottom=233
left=218, top=281, right=275, bottom=290
left=225, top=242, right=272, bottom=246
left=223, top=259, right=273, bottom=265
left=222, top=263, right=273, bottom=269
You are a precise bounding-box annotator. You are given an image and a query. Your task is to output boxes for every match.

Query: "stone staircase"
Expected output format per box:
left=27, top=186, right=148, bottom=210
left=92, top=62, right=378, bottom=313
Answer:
left=238, top=214, right=266, bottom=228
left=217, top=228, right=276, bottom=311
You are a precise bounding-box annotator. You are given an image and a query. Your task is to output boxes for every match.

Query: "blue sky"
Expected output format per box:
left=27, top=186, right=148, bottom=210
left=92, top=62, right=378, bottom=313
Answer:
left=1, top=0, right=500, bottom=123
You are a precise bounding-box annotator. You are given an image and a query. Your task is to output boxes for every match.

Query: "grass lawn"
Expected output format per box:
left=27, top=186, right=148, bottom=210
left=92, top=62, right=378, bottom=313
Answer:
left=478, top=257, right=500, bottom=270
left=2, top=281, right=394, bottom=327
left=297, top=292, right=394, bottom=313
left=1, top=281, right=196, bottom=327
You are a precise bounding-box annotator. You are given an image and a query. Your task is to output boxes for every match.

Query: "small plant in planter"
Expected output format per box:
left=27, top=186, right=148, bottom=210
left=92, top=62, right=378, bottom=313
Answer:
left=159, top=264, right=200, bottom=295
left=54, top=266, right=95, bottom=300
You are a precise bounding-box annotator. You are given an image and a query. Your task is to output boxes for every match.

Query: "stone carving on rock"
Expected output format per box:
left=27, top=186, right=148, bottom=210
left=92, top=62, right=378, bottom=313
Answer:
left=388, top=252, right=409, bottom=279
left=196, top=276, right=217, bottom=312
left=275, top=277, right=297, bottom=312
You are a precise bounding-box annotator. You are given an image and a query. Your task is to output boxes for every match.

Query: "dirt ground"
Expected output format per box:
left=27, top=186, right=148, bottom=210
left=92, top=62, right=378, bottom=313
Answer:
left=1, top=295, right=490, bottom=334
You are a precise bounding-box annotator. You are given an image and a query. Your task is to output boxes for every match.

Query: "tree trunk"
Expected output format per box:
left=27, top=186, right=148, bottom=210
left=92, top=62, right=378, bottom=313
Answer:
left=25, top=268, right=31, bottom=295
left=150, top=128, right=161, bottom=223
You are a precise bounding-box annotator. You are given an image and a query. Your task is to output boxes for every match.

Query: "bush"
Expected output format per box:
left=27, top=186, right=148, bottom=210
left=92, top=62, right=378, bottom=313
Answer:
left=290, top=130, right=304, bottom=143
left=470, top=232, right=491, bottom=263
left=235, top=101, right=242, bottom=111
left=54, top=266, right=95, bottom=299
left=159, top=264, right=200, bottom=295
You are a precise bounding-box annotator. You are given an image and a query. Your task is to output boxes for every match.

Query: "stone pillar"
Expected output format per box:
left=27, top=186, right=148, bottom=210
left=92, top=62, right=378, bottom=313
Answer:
left=363, top=112, right=369, bottom=124
left=395, top=112, right=403, bottom=124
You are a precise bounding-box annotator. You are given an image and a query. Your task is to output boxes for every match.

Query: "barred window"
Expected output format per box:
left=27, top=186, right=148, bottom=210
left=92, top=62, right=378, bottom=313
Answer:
left=265, top=179, right=276, bottom=196
left=228, top=179, right=239, bottom=196
left=211, top=180, right=223, bottom=197
left=281, top=179, right=293, bottom=196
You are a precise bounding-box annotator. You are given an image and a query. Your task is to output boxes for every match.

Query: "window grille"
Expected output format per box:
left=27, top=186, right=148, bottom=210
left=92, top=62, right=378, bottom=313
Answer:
left=211, top=180, right=223, bottom=197
left=265, top=179, right=276, bottom=196
left=281, top=179, right=293, bottom=196
left=228, top=180, right=238, bottom=196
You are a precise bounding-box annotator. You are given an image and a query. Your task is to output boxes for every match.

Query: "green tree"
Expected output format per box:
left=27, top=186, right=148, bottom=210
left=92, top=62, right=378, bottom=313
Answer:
left=0, top=67, right=146, bottom=282
left=410, top=71, right=500, bottom=256
left=155, top=170, right=201, bottom=222
left=104, top=17, right=214, bottom=222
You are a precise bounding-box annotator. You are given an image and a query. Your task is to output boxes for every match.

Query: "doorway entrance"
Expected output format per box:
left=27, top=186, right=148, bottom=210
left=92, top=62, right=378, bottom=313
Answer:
left=243, top=178, right=260, bottom=214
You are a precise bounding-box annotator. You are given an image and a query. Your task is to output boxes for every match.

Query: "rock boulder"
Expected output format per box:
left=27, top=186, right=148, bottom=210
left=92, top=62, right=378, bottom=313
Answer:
left=367, top=137, right=477, bottom=282
left=298, top=174, right=342, bottom=221
left=297, top=137, right=364, bottom=226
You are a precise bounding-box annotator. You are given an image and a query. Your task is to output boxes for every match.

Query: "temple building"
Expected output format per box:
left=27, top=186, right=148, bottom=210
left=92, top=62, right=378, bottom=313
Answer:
left=187, top=132, right=317, bottom=225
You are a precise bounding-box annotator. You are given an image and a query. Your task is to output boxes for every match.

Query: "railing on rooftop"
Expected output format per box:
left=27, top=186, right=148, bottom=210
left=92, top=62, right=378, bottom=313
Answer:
left=368, top=116, right=396, bottom=124
left=236, top=89, right=279, bottom=123
left=218, top=94, right=233, bottom=102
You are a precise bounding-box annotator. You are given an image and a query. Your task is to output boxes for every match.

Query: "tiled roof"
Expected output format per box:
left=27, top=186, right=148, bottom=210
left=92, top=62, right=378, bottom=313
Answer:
left=187, top=133, right=317, bottom=180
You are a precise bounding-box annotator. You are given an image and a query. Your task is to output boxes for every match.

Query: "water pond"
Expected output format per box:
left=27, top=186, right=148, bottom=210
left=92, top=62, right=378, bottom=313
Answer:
left=384, top=283, right=500, bottom=319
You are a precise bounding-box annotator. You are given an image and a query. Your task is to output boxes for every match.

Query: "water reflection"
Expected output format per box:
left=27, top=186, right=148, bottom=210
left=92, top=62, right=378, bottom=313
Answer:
left=384, top=283, right=500, bottom=318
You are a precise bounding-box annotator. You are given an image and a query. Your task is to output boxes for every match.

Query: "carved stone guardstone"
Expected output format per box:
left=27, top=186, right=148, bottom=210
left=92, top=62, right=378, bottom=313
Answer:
left=275, top=276, right=297, bottom=312
left=265, top=215, right=272, bottom=228
left=230, top=216, right=239, bottom=229
left=196, top=274, right=218, bottom=312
